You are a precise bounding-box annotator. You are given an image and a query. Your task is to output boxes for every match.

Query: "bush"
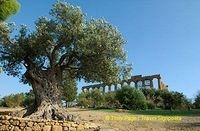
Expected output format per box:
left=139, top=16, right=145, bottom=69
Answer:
left=90, top=89, right=104, bottom=108
left=103, top=91, right=119, bottom=108
left=77, top=92, right=91, bottom=108
left=3, top=93, right=25, bottom=107
left=115, top=86, right=147, bottom=110
left=23, top=90, right=35, bottom=107
left=194, top=91, right=200, bottom=109
left=161, top=91, right=189, bottom=110
left=140, top=88, right=157, bottom=109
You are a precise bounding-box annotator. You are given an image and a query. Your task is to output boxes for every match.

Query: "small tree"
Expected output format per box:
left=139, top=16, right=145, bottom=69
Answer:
left=194, top=91, right=200, bottom=109
left=77, top=92, right=91, bottom=108
left=116, top=86, right=147, bottom=110
left=161, top=91, right=188, bottom=110
left=23, top=90, right=35, bottom=107
left=90, top=89, right=104, bottom=108
left=140, top=87, right=156, bottom=109
left=62, top=72, right=77, bottom=107
left=0, top=0, right=20, bottom=21
left=3, top=93, right=25, bottom=107
left=103, top=91, right=118, bottom=108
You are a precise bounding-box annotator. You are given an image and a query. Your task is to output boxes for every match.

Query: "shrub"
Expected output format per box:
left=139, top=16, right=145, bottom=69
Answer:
left=103, top=91, right=119, bottom=108
left=90, top=89, right=104, bottom=108
left=3, top=93, right=25, bottom=107
left=77, top=92, right=91, bottom=108
left=23, top=90, right=35, bottom=107
left=194, top=91, right=200, bottom=109
left=115, top=86, right=147, bottom=110
left=161, top=91, right=189, bottom=110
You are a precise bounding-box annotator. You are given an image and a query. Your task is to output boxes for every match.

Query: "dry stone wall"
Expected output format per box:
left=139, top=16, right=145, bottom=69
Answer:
left=0, top=115, right=100, bottom=131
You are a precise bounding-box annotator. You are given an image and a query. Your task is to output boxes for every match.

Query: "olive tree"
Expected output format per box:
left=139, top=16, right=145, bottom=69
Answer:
left=0, top=2, right=128, bottom=120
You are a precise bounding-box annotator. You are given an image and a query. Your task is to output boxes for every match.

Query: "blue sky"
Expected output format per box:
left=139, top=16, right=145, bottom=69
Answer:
left=0, top=0, right=200, bottom=99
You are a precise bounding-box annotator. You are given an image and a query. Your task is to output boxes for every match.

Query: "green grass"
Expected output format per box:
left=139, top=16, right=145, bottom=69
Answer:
left=128, top=109, right=200, bottom=116
left=90, top=108, right=200, bottom=116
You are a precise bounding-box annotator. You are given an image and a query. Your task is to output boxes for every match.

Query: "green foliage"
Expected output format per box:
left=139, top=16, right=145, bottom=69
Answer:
left=140, top=88, right=163, bottom=109
left=115, top=86, right=147, bottom=110
left=77, top=90, right=105, bottom=108
left=0, top=99, right=4, bottom=107
left=3, top=93, right=24, bottom=107
left=23, top=90, right=35, bottom=107
left=194, top=91, right=200, bottom=109
left=77, top=92, right=91, bottom=108
left=140, top=88, right=191, bottom=110
left=0, top=1, right=128, bottom=85
left=62, top=71, right=77, bottom=104
left=0, top=0, right=20, bottom=21
left=0, top=90, right=35, bottom=108
left=90, top=89, right=104, bottom=107
left=160, top=91, right=190, bottom=110
left=103, top=91, right=119, bottom=107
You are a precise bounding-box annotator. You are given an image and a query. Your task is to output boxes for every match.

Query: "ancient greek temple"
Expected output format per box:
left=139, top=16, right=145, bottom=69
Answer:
left=82, top=74, right=168, bottom=93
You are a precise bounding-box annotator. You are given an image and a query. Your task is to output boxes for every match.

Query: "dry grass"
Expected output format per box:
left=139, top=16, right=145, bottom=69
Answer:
left=0, top=107, right=200, bottom=131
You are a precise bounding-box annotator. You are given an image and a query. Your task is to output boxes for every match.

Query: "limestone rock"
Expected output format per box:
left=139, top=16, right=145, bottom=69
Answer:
left=43, top=126, right=51, bottom=131
left=52, top=125, right=62, bottom=131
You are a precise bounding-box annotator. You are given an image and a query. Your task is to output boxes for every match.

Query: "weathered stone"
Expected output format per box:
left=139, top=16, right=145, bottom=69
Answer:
left=43, top=126, right=51, bottom=131
left=1, top=120, right=10, bottom=125
left=4, top=115, right=11, bottom=120
left=68, top=127, right=76, bottom=131
left=71, top=123, right=78, bottom=128
left=63, top=122, right=70, bottom=127
left=82, top=74, right=168, bottom=93
left=19, top=122, right=26, bottom=127
left=77, top=124, right=85, bottom=131
left=52, top=125, right=62, bottom=131
left=32, top=124, right=41, bottom=131
left=24, top=127, right=32, bottom=131
left=12, top=120, right=20, bottom=126
left=85, top=122, right=98, bottom=129
left=38, top=122, right=45, bottom=126
left=14, top=126, right=20, bottom=131
left=63, top=126, right=69, bottom=131
left=0, top=125, right=6, bottom=130
left=27, top=122, right=34, bottom=127
left=20, top=125, right=25, bottom=130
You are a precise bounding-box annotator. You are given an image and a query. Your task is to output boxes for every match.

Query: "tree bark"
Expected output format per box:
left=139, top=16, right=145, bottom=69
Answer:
left=23, top=69, right=76, bottom=121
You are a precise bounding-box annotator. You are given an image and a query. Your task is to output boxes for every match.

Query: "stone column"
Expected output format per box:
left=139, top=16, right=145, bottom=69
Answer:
left=103, top=86, right=105, bottom=93
left=87, top=88, right=90, bottom=92
left=108, top=86, right=111, bottom=92
left=158, top=78, right=161, bottom=89
left=142, top=80, right=145, bottom=87
left=114, top=85, right=117, bottom=90
left=134, top=82, right=138, bottom=88
left=150, top=79, right=153, bottom=88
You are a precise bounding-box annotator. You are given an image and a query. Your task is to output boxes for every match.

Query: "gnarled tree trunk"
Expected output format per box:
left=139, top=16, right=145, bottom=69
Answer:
left=22, top=69, right=76, bottom=121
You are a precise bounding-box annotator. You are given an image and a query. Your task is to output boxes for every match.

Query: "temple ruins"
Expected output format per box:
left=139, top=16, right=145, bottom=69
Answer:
left=82, top=74, right=168, bottom=93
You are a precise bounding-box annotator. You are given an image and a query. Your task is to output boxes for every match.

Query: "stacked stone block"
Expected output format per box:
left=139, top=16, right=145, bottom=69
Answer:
left=0, top=115, right=100, bottom=131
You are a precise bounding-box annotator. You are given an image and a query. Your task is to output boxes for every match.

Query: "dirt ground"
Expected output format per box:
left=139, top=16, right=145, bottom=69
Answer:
left=68, top=108, right=200, bottom=131
left=0, top=107, right=200, bottom=131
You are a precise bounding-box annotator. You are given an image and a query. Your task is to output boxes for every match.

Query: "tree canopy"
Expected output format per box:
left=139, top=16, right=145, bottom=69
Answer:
left=0, top=0, right=20, bottom=21
left=0, top=1, right=128, bottom=120
left=0, top=1, right=127, bottom=84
